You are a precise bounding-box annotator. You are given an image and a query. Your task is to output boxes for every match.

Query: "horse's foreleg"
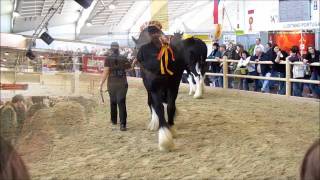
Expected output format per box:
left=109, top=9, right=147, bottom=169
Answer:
left=151, top=91, right=174, bottom=151
left=167, top=88, right=178, bottom=138
left=147, top=91, right=159, bottom=131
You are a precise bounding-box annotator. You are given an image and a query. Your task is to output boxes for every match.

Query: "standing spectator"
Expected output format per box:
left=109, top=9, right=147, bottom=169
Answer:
left=217, top=44, right=231, bottom=88
left=271, top=45, right=288, bottom=95
left=250, top=47, right=265, bottom=91
left=234, top=44, right=244, bottom=60
left=254, top=38, right=265, bottom=55
left=304, top=46, right=320, bottom=98
left=287, top=46, right=305, bottom=97
left=0, top=95, right=26, bottom=143
left=236, top=51, right=252, bottom=90
left=27, top=96, right=47, bottom=119
left=207, top=43, right=221, bottom=87
left=264, top=42, right=272, bottom=53
left=259, top=45, right=274, bottom=93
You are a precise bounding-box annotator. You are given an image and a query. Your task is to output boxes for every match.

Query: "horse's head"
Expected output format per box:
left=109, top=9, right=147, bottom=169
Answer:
left=132, top=26, right=164, bottom=50
left=170, top=31, right=184, bottom=47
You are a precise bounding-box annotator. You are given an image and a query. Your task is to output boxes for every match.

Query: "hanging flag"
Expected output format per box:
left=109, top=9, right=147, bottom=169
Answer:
left=213, top=0, right=220, bottom=24
left=151, top=0, right=168, bottom=31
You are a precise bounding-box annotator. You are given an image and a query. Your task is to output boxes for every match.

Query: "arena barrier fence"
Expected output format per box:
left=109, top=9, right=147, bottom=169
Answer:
left=205, top=57, right=320, bottom=97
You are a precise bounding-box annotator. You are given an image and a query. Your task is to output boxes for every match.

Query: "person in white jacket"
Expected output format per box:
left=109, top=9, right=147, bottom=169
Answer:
left=236, top=51, right=256, bottom=90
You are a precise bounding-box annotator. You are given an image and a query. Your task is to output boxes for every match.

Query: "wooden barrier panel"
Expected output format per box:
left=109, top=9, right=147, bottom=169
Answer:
left=205, top=58, right=320, bottom=96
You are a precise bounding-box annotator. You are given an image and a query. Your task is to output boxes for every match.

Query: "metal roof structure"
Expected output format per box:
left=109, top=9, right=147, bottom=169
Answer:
left=2, top=0, right=214, bottom=45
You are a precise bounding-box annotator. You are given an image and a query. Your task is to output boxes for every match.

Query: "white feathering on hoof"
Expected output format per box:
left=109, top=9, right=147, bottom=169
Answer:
left=169, top=126, right=177, bottom=138
left=159, top=127, right=174, bottom=151
left=193, top=76, right=202, bottom=99
left=187, top=74, right=195, bottom=95
left=163, top=103, right=168, bottom=121
left=148, top=106, right=159, bottom=131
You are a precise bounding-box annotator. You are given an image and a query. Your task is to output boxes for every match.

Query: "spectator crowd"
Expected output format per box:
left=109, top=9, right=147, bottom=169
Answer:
left=206, top=38, right=320, bottom=98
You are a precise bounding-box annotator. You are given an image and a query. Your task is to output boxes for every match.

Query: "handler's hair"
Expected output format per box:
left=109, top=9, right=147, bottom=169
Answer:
left=0, top=136, right=30, bottom=180
left=300, top=139, right=320, bottom=180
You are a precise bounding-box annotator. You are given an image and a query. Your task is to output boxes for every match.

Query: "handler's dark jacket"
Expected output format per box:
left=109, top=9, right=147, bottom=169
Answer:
left=104, top=53, right=131, bottom=90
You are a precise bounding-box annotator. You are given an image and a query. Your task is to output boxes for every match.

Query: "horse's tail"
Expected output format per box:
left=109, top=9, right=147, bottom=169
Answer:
left=199, top=41, right=208, bottom=76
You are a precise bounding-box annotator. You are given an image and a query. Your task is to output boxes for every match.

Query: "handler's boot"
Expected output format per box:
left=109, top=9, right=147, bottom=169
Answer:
left=120, top=124, right=127, bottom=131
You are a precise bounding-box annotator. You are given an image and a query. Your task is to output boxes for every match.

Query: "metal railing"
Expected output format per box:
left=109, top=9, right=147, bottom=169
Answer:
left=205, top=57, right=320, bottom=97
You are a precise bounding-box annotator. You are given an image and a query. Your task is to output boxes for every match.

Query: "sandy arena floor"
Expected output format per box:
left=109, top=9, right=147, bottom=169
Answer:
left=16, top=78, right=319, bottom=179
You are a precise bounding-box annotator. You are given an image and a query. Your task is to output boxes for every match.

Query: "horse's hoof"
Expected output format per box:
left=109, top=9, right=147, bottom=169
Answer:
left=193, top=94, right=202, bottom=99
left=159, top=127, right=174, bottom=151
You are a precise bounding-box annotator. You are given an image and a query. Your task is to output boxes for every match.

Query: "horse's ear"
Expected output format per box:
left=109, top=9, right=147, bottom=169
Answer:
left=132, top=36, right=138, bottom=44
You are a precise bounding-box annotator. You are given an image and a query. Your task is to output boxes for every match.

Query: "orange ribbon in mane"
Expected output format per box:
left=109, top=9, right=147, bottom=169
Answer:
left=157, top=44, right=175, bottom=75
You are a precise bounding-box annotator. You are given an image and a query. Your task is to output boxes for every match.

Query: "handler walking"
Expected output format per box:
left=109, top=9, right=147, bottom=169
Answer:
left=99, top=42, right=131, bottom=131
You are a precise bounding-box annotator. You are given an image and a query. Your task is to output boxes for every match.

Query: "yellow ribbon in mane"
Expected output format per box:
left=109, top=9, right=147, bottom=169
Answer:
left=157, top=45, right=175, bottom=75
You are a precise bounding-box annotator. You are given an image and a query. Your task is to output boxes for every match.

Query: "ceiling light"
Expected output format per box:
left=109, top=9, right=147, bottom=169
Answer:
left=13, top=11, right=20, bottom=17
left=4, top=52, right=9, bottom=56
left=86, top=22, right=93, bottom=26
left=108, top=4, right=115, bottom=10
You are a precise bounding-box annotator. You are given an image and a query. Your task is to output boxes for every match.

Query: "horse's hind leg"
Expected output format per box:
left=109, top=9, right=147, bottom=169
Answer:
left=151, top=91, right=174, bottom=151
left=190, top=63, right=203, bottom=99
left=187, top=72, right=196, bottom=96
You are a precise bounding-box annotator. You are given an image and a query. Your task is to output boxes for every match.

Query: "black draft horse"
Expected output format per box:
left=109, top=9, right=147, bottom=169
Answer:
left=133, top=27, right=207, bottom=151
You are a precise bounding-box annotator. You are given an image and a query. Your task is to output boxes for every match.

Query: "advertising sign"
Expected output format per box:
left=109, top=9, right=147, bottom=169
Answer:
left=268, top=31, right=315, bottom=54
left=82, top=55, right=105, bottom=73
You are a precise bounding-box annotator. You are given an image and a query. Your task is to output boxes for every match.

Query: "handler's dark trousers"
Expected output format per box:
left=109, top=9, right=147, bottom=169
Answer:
left=108, top=84, right=128, bottom=126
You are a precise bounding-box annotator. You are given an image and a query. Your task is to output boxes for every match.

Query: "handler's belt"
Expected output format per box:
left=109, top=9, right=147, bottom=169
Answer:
left=157, top=45, right=175, bottom=75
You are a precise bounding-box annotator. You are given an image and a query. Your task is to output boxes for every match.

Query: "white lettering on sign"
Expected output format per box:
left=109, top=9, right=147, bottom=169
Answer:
left=283, top=21, right=320, bottom=29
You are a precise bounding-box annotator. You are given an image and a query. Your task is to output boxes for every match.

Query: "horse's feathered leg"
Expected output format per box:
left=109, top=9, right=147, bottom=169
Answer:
left=151, top=91, right=174, bottom=151
left=167, top=86, right=179, bottom=138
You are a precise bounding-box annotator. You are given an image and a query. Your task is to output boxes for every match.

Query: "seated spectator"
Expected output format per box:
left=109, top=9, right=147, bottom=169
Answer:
left=304, top=46, right=320, bottom=98
left=271, top=45, right=288, bottom=95
left=0, top=95, right=26, bottom=144
left=287, top=46, right=305, bottom=97
left=300, top=139, right=320, bottom=180
left=0, top=136, right=31, bottom=180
